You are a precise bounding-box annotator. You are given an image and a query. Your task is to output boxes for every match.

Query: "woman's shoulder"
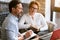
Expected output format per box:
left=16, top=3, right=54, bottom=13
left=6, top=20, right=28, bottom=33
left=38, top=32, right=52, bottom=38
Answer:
left=35, top=13, right=43, bottom=16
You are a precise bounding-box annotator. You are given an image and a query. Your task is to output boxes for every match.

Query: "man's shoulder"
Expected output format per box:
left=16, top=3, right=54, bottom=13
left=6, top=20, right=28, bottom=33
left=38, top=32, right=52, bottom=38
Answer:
left=5, top=14, right=13, bottom=21
left=3, top=14, right=15, bottom=25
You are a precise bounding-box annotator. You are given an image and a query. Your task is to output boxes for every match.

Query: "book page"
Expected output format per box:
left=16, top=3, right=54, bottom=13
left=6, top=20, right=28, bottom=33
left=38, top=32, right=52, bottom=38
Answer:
left=21, top=31, right=36, bottom=40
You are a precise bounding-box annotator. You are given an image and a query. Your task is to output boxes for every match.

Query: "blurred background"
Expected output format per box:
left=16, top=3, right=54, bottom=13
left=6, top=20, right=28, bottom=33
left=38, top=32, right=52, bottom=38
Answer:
left=0, top=0, right=60, bottom=40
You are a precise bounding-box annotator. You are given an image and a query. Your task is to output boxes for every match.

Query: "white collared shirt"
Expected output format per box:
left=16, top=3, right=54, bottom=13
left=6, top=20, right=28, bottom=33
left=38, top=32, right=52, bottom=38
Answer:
left=19, top=13, right=48, bottom=31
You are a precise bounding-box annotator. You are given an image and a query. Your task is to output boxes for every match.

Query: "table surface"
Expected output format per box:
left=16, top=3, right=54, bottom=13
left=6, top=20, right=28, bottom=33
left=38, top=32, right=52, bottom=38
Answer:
left=31, top=32, right=53, bottom=40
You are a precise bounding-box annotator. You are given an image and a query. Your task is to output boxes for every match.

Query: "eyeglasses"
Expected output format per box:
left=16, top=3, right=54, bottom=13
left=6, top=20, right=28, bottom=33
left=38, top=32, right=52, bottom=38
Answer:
left=31, top=7, right=38, bottom=10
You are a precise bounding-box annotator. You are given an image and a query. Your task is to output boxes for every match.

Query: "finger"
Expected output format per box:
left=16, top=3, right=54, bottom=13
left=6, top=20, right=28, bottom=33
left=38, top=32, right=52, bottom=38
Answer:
left=28, top=30, right=33, bottom=34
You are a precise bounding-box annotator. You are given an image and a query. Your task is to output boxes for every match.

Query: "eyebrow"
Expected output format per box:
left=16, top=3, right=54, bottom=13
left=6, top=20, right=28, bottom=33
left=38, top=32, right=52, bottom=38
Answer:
left=31, top=7, right=38, bottom=9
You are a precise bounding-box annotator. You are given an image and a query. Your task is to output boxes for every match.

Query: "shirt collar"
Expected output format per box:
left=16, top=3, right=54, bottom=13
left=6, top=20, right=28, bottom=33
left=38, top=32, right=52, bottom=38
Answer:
left=28, top=13, right=36, bottom=17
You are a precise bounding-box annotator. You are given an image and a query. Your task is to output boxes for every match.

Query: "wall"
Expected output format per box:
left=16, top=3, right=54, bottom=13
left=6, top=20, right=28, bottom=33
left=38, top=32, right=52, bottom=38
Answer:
left=0, top=0, right=11, bottom=2
left=36, top=0, right=45, bottom=16
left=53, top=12, right=60, bottom=30
left=36, top=0, right=51, bottom=21
left=45, top=0, right=51, bottom=21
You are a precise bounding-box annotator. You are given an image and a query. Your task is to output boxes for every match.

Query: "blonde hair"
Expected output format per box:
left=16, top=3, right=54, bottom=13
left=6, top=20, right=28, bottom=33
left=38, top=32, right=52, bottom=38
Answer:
left=29, top=1, right=40, bottom=10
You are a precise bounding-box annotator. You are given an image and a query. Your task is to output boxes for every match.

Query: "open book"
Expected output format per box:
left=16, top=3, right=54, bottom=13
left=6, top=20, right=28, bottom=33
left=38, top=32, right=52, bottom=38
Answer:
left=21, top=31, right=37, bottom=40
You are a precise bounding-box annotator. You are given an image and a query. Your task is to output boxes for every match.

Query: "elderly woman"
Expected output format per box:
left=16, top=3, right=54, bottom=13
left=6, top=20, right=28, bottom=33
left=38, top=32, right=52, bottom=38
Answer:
left=19, top=1, right=48, bottom=33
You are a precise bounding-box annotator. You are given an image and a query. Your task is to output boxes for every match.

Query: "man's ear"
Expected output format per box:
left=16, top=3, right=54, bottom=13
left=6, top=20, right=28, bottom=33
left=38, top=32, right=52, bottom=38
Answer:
left=12, top=8, right=15, bottom=11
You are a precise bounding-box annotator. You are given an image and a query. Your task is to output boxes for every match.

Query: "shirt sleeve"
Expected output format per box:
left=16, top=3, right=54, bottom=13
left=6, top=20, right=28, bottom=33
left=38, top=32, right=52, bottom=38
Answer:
left=39, top=14, right=48, bottom=31
left=6, top=30, right=18, bottom=40
left=5, top=21, right=18, bottom=40
left=18, top=15, right=31, bottom=29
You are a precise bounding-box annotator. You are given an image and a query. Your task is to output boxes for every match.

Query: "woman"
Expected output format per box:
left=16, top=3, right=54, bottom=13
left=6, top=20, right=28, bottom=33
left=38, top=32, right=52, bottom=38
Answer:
left=19, top=1, right=48, bottom=33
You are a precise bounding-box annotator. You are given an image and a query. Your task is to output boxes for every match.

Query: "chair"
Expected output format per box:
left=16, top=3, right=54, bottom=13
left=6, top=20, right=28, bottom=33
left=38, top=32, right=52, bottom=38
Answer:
left=47, top=21, right=57, bottom=32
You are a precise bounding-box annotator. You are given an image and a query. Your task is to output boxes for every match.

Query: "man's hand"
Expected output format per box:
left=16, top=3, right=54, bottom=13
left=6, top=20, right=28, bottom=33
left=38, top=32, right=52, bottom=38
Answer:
left=24, top=30, right=32, bottom=38
left=18, top=36, right=24, bottom=40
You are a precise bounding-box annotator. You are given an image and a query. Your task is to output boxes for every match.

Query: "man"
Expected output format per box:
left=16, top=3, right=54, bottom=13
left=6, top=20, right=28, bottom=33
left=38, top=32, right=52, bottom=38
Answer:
left=1, top=0, right=32, bottom=40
